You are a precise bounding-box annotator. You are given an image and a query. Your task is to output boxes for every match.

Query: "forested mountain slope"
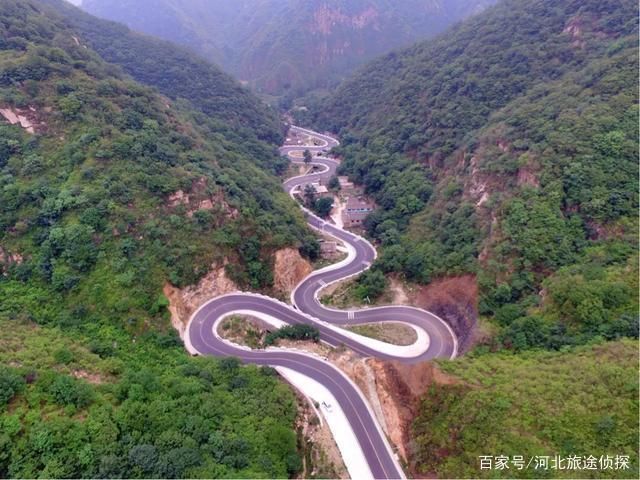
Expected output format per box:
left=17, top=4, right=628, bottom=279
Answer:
left=80, top=0, right=497, bottom=98
left=318, top=0, right=638, bottom=350
left=415, top=339, right=639, bottom=478
left=44, top=0, right=283, bottom=145
left=315, top=1, right=639, bottom=475
left=0, top=0, right=314, bottom=476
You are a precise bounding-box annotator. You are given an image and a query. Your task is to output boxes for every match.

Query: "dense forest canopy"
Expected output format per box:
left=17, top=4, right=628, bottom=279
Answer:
left=41, top=0, right=284, bottom=145
left=0, top=0, right=315, bottom=476
left=316, top=0, right=638, bottom=351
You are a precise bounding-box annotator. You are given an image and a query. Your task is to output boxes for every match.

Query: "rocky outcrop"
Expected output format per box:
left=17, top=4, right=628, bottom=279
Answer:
left=273, top=247, right=312, bottom=296
left=166, top=177, right=239, bottom=220
left=0, top=107, right=41, bottom=133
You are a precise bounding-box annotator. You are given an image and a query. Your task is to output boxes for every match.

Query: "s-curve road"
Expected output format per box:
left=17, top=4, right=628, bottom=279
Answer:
left=186, top=125, right=457, bottom=479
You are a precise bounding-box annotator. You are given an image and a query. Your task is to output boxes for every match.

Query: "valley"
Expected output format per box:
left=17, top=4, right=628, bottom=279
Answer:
left=79, top=0, right=499, bottom=101
left=186, top=126, right=457, bottom=478
left=0, top=0, right=638, bottom=479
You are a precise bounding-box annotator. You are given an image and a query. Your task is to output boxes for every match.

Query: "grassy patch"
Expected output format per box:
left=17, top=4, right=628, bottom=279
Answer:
left=411, top=340, right=639, bottom=478
left=218, top=315, right=266, bottom=349
left=347, top=323, right=417, bottom=346
left=320, top=278, right=393, bottom=308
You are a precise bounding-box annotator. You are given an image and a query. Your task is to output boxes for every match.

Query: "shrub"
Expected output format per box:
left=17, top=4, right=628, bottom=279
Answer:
left=264, top=324, right=320, bottom=346
left=49, top=375, right=94, bottom=408
left=0, top=368, right=25, bottom=407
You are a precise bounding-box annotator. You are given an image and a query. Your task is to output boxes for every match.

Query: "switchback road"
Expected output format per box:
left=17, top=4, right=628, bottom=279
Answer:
left=186, top=125, right=457, bottom=479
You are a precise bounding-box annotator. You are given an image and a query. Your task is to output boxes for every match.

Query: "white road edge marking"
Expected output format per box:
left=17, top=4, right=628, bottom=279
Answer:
left=276, top=367, right=374, bottom=480
left=207, top=309, right=378, bottom=479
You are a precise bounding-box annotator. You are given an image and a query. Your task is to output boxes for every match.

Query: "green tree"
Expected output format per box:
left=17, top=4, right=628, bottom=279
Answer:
left=265, top=324, right=320, bottom=345
left=128, top=444, right=158, bottom=474
left=303, top=184, right=317, bottom=208
left=299, top=237, right=320, bottom=261
left=0, top=368, right=25, bottom=407
left=49, top=375, right=94, bottom=409
left=313, top=197, right=333, bottom=218
left=355, top=269, right=387, bottom=301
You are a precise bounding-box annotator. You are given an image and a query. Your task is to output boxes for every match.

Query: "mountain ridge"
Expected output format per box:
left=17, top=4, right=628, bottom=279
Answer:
left=316, top=0, right=638, bottom=350
left=0, top=0, right=320, bottom=477
left=80, top=0, right=498, bottom=97
left=45, top=0, right=285, bottom=145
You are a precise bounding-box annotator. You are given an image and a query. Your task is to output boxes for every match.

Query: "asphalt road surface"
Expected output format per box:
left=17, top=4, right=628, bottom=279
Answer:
left=186, top=125, right=457, bottom=479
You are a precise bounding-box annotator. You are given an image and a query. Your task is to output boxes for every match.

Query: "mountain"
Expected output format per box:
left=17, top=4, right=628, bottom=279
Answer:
left=317, top=0, right=638, bottom=349
left=313, top=0, right=638, bottom=475
left=413, top=339, right=638, bottom=478
left=44, top=0, right=284, bottom=145
left=80, top=0, right=498, bottom=98
left=0, top=0, right=316, bottom=476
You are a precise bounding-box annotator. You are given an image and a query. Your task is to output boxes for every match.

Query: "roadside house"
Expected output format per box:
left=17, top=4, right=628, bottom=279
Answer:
left=338, top=176, right=356, bottom=195
left=342, top=197, right=374, bottom=227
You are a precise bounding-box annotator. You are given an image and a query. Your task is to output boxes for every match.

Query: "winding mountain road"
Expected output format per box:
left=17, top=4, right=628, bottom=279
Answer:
left=186, top=125, right=457, bottom=479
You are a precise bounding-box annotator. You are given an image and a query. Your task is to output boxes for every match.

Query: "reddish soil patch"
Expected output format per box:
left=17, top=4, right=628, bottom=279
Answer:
left=366, top=359, right=459, bottom=464
left=408, top=274, right=478, bottom=353
left=273, top=248, right=313, bottom=297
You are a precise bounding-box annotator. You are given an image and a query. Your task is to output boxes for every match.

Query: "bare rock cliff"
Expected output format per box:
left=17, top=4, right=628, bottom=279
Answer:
left=163, top=264, right=238, bottom=339
left=273, top=247, right=313, bottom=296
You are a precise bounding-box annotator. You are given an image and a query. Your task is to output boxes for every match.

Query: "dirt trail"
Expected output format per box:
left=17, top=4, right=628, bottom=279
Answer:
left=389, top=278, right=409, bottom=305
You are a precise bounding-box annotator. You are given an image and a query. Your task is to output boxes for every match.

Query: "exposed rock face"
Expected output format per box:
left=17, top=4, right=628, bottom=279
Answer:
left=467, top=154, right=489, bottom=206
left=165, top=247, right=312, bottom=337
left=0, top=246, right=23, bottom=274
left=273, top=247, right=313, bottom=296
left=163, top=264, right=238, bottom=339
left=0, top=107, right=40, bottom=133
left=517, top=166, right=540, bottom=187
left=563, top=15, right=587, bottom=48
left=166, top=176, right=239, bottom=219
